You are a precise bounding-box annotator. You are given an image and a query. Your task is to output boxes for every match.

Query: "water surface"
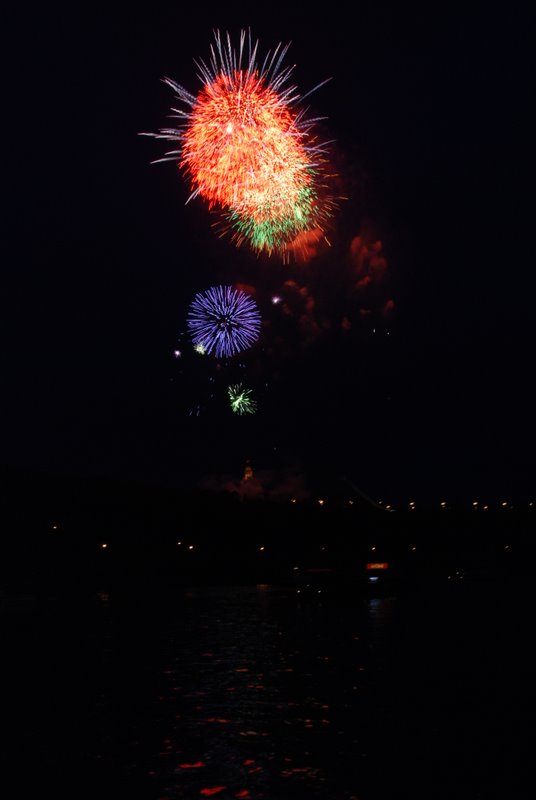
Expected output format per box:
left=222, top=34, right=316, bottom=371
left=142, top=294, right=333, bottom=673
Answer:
left=3, top=580, right=533, bottom=799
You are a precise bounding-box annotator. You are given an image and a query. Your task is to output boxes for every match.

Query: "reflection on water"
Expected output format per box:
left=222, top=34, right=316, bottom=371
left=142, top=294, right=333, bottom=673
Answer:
left=4, top=582, right=533, bottom=799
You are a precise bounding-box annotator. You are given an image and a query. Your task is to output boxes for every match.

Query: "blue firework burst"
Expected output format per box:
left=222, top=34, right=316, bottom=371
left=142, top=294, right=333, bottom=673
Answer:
left=187, top=285, right=261, bottom=358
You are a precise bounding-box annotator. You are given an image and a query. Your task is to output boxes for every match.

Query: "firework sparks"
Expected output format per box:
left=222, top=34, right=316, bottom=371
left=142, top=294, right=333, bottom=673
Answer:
left=228, top=383, right=257, bottom=415
left=142, top=29, right=337, bottom=258
left=187, top=285, right=261, bottom=358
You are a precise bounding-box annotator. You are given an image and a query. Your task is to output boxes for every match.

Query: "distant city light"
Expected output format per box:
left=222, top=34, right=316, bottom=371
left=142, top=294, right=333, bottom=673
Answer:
left=318, top=499, right=325, bottom=506
left=259, top=546, right=265, bottom=551
left=177, top=541, right=182, bottom=546
left=173, top=349, right=182, bottom=358
left=188, top=544, right=194, bottom=550
left=101, top=543, right=107, bottom=549
left=271, top=295, right=282, bottom=304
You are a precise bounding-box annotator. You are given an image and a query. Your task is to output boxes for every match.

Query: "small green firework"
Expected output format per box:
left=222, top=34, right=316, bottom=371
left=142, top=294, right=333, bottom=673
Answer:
left=228, top=383, right=257, bottom=415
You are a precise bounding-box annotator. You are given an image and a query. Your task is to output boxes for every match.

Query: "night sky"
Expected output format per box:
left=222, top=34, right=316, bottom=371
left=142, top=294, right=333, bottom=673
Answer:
left=4, top=2, right=533, bottom=505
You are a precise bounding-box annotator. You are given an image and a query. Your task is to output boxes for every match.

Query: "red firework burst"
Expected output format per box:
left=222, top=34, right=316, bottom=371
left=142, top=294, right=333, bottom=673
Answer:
left=142, top=29, right=339, bottom=257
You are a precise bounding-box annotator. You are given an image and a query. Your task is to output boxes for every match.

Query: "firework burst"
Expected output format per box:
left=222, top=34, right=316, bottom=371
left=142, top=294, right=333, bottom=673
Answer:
left=228, top=383, right=257, bottom=415
left=222, top=160, right=339, bottom=258
left=142, top=29, right=337, bottom=257
left=187, top=285, right=261, bottom=358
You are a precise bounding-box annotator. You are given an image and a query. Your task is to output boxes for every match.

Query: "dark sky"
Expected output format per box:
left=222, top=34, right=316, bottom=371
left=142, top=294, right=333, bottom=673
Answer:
left=3, top=2, right=534, bottom=504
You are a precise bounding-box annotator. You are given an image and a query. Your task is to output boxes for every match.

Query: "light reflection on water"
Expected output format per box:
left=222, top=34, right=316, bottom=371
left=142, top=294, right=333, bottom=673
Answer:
left=88, top=583, right=531, bottom=799
left=5, top=582, right=532, bottom=799
left=90, top=585, right=397, bottom=799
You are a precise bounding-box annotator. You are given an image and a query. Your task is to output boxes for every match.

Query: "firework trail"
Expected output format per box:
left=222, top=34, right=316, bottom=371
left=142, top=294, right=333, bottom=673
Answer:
left=187, top=285, right=261, bottom=358
left=142, top=29, right=337, bottom=258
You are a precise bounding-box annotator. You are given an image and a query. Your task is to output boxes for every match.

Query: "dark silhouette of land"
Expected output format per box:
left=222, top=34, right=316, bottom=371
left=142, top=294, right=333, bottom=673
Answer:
left=2, top=466, right=533, bottom=598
